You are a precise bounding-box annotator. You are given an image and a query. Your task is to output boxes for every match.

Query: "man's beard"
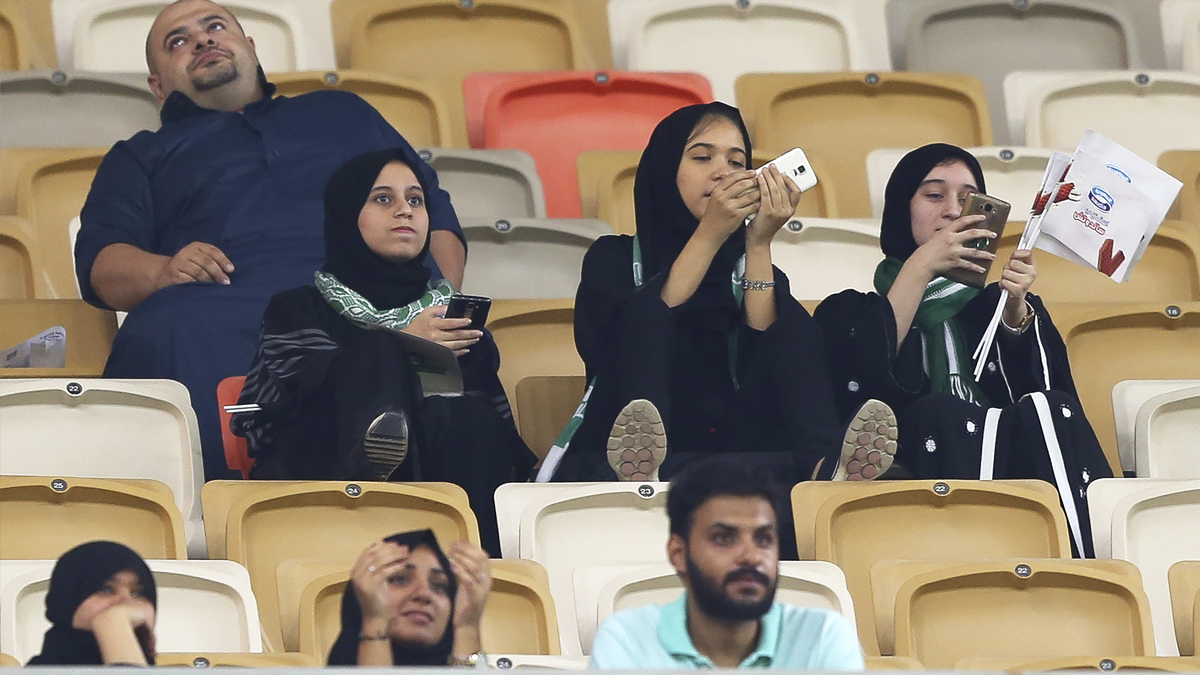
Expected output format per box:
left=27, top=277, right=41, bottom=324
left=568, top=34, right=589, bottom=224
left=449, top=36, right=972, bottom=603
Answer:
left=686, top=555, right=776, bottom=621
left=192, top=60, right=240, bottom=92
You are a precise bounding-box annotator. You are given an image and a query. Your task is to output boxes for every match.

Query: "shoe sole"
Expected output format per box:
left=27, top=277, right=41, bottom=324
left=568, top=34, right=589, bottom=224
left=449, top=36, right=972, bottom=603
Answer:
left=364, top=412, right=409, bottom=481
left=606, top=399, right=667, bottom=481
left=833, top=399, right=898, bottom=481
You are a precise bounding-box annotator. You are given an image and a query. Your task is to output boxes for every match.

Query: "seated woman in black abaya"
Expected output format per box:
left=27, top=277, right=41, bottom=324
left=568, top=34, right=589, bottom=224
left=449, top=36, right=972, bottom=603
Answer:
left=813, top=143, right=1113, bottom=556
left=542, top=102, right=896, bottom=485
left=232, top=148, right=536, bottom=555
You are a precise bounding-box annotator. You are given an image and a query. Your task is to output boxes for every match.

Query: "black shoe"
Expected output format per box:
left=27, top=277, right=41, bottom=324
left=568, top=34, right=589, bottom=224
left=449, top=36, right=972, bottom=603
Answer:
left=363, top=410, right=409, bottom=481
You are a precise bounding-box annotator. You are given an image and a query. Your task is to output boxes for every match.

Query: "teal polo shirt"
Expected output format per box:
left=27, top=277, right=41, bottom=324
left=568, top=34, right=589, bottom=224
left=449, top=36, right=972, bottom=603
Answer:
left=589, top=593, right=865, bottom=670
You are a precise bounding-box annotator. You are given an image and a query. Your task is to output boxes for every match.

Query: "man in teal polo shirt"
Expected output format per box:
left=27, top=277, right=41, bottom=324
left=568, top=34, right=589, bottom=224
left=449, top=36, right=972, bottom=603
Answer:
left=589, top=457, right=864, bottom=669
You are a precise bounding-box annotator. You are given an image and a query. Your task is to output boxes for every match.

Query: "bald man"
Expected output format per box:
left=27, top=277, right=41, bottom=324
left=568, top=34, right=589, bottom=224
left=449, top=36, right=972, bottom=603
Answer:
left=76, top=0, right=466, bottom=479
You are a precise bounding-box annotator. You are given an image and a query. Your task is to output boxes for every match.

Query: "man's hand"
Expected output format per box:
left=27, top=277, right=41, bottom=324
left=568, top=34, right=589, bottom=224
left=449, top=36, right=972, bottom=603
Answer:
left=155, top=242, right=235, bottom=286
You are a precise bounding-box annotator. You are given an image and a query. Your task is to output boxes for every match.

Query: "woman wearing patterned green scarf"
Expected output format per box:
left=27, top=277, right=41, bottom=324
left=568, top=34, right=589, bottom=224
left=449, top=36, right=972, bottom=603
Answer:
left=814, top=144, right=1111, bottom=556
left=232, top=148, right=536, bottom=556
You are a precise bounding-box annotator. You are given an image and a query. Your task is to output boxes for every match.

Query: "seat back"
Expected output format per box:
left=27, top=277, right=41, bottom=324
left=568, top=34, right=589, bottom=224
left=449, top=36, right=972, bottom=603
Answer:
left=493, top=482, right=605, bottom=560
left=0, top=299, right=117, bottom=377
left=424, top=148, right=545, bottom=218
left=736, top=71, right=992, bottom=217
left=954, top=655, right=1200, bottom=671
left=608, top=0, right=892, bottom=103
left=1162, top=0, right=1200, bottom=71
left=1135, top=386, right=1200, bottom=479
left=576, top=150, right=641, bottom=235
left=1168, top=560, right=1200, bottom=656
left=0, top=216, right=48, bottom=299
left=770, top=217, right=881, bottom=300
left=459, top=218, right=612, bottom=300
left=486, top=654, right=589, bottom=669
left=156, top=652, right=321, bottom=667
left=1159, top=150, right=1200, bottom=222
left=0, top=476, right=186, bottom=560
left=1112, top=379, right=1200, bottom=475
left=486, top=299, right=581, bottom=424
left=216, top=376, right=251, bottom=479
left=514, top=375, right=587, bottom=461
left=792, top=480, right=1071, bottom=656
left=0, top=0, right=55, bottom=70
left=0, top=71, right=159, bottom=147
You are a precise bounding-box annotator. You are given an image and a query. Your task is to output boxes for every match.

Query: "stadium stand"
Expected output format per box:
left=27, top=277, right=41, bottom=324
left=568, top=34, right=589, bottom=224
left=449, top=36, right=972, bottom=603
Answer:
left=736, top=71, right=992, bottom=217
left=954, top=655, right=1200, bottom=671
left=486, top=654, right=588, bottom=669
left=1134, top=386, right=1200, bottom=480
left=606, top=0, right=892, bottom=103
left=769, top=217, right=881, bottom=301
left=271, top=70, right=456, bottom=148
left=0, top=476, right=186, bottom=560
left=0, top=71, right=158, bottom=147
left=513, top=374, right=587, bottom=461
left=156, top=652, right=320, bottom=667
left=0, top=299, right=117, bottom=378
left=1160, top=150, right=1200, bottom=222
left=1168, top=560, right=1200, bottom=657
left=0, top=216, right=48, bottom=299
left=486, top=299, right=581, bottom=427
left=423, top=148, right=546, bottom=219
left=0, top=0, right=56, bottom=71
left=1112, top=379, right=1200, bottom=476
left=459, top=217, right=613, bottom=300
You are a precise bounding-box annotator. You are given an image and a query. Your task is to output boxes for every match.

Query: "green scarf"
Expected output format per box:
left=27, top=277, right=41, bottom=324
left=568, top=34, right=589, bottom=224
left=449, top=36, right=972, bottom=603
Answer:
left=874, top=257, right=988, bottom=406
left=315, top=270, right=456, bottom=331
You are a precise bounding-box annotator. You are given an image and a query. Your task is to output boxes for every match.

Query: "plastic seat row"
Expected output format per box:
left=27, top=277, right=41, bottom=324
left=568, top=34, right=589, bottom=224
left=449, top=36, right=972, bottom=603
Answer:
left=1112, top=380, right=1200, bottom=478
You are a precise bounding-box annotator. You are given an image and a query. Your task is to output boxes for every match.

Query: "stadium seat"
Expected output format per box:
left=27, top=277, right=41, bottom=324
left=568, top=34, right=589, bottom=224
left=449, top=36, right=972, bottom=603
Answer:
left=1162, top=0, right=1200, bottom=71
left=606, top=0, right=892, bottom=103
left=0, top=70, right=158, bottom=147
left=294, top=558, right=560, bottom=658
left=792, top=480, right=1071, bottom=656
left=1159, top=150, right=1200, bottom=222
left=0, top=299, right=117, bottom=377
left=0, top=559, right=262, bottom=662
left=866, top=656, right=926, bottom=669
left=1052, top=302, right=1200, bottom=475
left=884, top=558, right=1153, bottom=666
left=0, top=476, right=186, bottom=559
left=1169, top=560, right=1200, bottom=657
left=334, top=0, right=602, bottom=147
left=466, top=71, right=713, bottom=218
left=576, top=560, right=855, bottom=655
left=51, top=0, right=336, bottom=73
left=771, top=217, right=881, bottom=301
left=1006, top=70, right=1200, bottom=157
left=736, top=72, right=992, bottom=218
left=1134, top=386, right=1200, bottom=480
left=271, top=70, right=455, bottom=148
left=887, top=0, right=1167, bottom=145
left=493, top=482, right=595, bottom=559
left=0, top=652, right=15, bottom=666
left=954, top=655, right=1200, bottom=671
left=576, top=150, right=642, bottom=236
left=157, top=652, right=320, bottom=667
left=486, top=299, right=581, bottom=424
left=1112, top=379, right=1200, bottom=476
left=459, top=218, right=612, bottom=300
left=0, top=216, right=49, bottom=299
left=487, top=654, right=589, bottom=669
left=200, top=479, right=479, bottom=651
left=216, top=376, right=251, bottom=479
left=0, top=378, right=206, bottom=555
left=423, top=148, right=546, bottom=219
left=514, top=375, right=586, bottom=461
left=0, top=0, right=56, bottom=71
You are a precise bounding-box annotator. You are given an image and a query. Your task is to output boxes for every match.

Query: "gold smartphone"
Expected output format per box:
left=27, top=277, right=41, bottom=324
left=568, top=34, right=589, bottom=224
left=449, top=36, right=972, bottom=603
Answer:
left=943, top=192, right=1011, bottom=288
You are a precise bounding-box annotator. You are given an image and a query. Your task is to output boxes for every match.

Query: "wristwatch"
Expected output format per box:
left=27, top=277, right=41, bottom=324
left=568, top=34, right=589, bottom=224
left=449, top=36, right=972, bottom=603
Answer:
left=448, top=651, right=486, bottom=667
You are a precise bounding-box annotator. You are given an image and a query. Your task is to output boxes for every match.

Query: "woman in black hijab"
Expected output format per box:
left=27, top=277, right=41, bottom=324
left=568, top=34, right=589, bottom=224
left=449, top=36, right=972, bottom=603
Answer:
left=542, top=102, right=856, bottom=488
left=327, top=530, right=490, bottom=667
left=233, top=148, right=536, bottom=556
left=27, top=541, right=157, bottom=666
left=814, top=143, right=1112, bottom=556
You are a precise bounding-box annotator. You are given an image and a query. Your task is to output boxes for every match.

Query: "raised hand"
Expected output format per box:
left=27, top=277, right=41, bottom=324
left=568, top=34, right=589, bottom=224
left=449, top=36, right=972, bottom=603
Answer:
left=696, top=170, right=761, bottom=243
left=447, top=541, right=491, bottom=631
left=910, top=214, right=996, bottom=278
left=745, top=164, right=801, bottom=248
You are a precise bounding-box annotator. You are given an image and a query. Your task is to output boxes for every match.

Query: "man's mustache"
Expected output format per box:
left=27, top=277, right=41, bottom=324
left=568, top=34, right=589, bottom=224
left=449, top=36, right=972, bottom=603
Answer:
left=723, top=566, right=771, bottom=587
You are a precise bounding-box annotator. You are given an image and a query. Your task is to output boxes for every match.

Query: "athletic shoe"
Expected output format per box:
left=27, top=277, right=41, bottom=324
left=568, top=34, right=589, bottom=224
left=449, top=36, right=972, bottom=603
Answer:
left=363, top=410, right=409, bottom=481
left=832, top=399, right=898, bottom=481
left=606, top=399, right=667, bottom=481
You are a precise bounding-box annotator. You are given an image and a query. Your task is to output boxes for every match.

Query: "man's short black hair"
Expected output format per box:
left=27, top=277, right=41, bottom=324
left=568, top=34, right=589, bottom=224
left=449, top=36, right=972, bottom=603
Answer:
left=666, top=456, right=786, bottom=539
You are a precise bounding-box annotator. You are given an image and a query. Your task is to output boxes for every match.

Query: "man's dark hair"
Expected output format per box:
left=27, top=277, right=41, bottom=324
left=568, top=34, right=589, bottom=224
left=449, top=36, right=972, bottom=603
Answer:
left=666, top=456, right=786, bottom=539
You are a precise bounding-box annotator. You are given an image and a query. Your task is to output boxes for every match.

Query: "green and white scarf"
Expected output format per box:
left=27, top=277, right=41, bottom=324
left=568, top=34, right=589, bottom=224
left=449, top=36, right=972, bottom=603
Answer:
left=315, top=270, right=456, bottom=331
left=874, top=257, right=988, bottom=406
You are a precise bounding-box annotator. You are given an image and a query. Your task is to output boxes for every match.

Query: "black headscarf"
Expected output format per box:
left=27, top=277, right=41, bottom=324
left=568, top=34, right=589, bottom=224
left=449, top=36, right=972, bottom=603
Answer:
left=321, top=147, right=434, bottom=310
left=634, top=102, right=752, bottom=312
left=880, top=143, right=987, bottom=261
left=26, top=541, right=157, bottom=666
left=326, top=529, right=458, bottom=666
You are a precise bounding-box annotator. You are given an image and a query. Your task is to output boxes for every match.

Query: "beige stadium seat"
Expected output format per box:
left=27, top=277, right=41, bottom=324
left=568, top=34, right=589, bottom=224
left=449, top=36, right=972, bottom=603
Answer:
left=1162, top=0, right=1200, bottom=71
left=157, top=652, right=320, bottom=667
left=576, top=150, right=641, bottom=236
left=424, top=149, right=545, bottom=219
left=1007, top=70, right=1200, bottom=157
left=1135, top=386, right=1200, bottom=479
left=1087, top=478, right=1191, bottom=558
left=1112, top=379, right=1200, bottom=476
left=0, top=299, right=117, bottom=377
left=755, top=148, right=841, bottom=218
left=514, top=375, right=586, bottom=461
left=866, top=656, right=925, bottom=669
left=736, top=72, right=992, bottom=218
left=51, top=0, right=335, bottom=73
left=0, top=216, right=48, bottom=299
left=771, top=217, right=880, bottom=301
left=516, top=482, right=671, bottom=655
left=886, top=559, right=1154, bottom=667
left=333, top=0, right=601, bottom=148
left=200, top=480, right=479, bottom=651
left=0, top=559, right=262, bottom=662
left=493, top=482, right=602, bottom=560
left=1052, top=302, right=1200, bottom=475
left=606, top=0, right=891, bottom=104
left=1159, top=150, right=1200, bottom=222
left=271, top=70, right=455, bottom=148
left=576, top=560, right=854, bottom=655
left=0, top=652, right=16, bottom=666
left=0, top=0, right=56, bottom=71
left=486, top=299, right=581, bottom=425
left=459, top=218, right=612, bottom=300
left=1169, top=560, right=1200, bottom=657
left=954, top=655, right=1200, bottom=671
left=887, top=0, right=1167, bottom=145
left=792, top=480, right=1071, bottom=656
left=0, top=378, right=205, bottom=556
left=295, top=558, right=559, bottom=659
left=488, top=654, right=588, bottom=669
left=0, top=476, right=186, bottom=560
left=0, top=70, right=158, bottom=147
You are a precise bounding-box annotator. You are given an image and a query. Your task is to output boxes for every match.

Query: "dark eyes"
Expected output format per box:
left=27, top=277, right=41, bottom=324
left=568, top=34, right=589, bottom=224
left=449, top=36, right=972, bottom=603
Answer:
left=373, top=194, right=392, bottom=205
left=166, top=21, right=225, bottom=51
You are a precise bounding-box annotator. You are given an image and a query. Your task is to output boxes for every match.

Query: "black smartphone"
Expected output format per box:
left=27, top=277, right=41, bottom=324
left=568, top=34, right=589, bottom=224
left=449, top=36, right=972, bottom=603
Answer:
left=944, top=192, right=1011, bottom=289
left=444, top=293, right=491, bottom=330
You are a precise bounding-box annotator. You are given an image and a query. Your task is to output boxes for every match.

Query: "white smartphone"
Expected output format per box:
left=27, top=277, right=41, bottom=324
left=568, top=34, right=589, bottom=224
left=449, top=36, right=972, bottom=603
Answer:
left=757, top=148, right=818, bottom=193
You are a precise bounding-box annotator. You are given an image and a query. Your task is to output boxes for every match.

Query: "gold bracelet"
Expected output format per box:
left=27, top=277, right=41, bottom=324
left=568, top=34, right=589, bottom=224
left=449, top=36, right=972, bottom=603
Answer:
left=358, top=629, right=390, bottom=641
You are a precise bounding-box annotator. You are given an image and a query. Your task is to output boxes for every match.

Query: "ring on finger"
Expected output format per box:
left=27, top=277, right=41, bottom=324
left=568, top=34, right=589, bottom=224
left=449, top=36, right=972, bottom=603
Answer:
left=367, top=565, right=376, bottom=573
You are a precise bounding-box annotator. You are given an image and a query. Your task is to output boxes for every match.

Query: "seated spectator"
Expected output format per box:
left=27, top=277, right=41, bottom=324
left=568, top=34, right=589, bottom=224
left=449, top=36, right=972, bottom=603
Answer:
left=232, top=148, right=535, bottom=555
left=542, top=102, right=887, bottom=485
left=327, top=530, right=490, bottom=667
left=813, top=143, right=1112, bottom=555
left=26, top=541, right=158, bottom=666
left=589, top=457, right=863, bottom=669
left=76, top=0, right=465, bottom=481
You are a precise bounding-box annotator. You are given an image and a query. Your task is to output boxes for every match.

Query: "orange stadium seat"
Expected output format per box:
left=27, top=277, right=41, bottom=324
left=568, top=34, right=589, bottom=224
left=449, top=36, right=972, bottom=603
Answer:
left=0, top=71, right=158, bottom=147
left=465, top=71, right=712, bottom=218
left=216, top=376, right=252, bottom=479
